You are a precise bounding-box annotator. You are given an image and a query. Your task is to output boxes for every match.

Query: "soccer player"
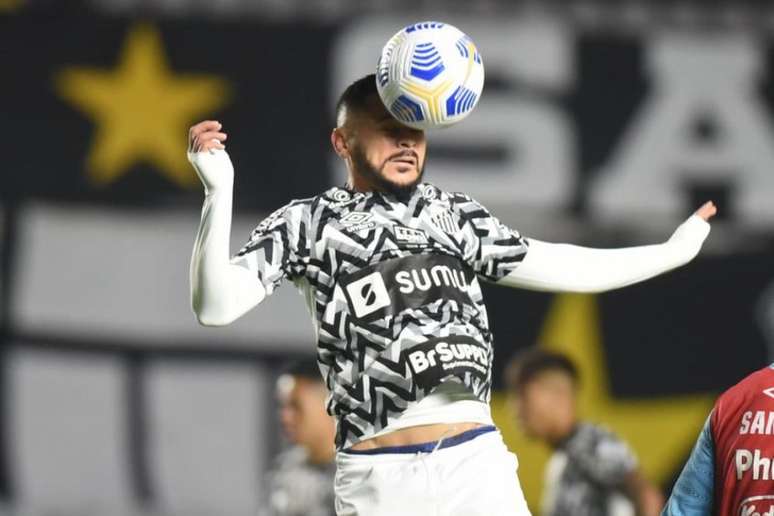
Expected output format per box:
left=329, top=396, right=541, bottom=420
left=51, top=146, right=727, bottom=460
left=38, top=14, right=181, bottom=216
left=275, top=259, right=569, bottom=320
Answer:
left=263, top=359, right=336, bottom=516
left=663, top=363, right=774, bottom=516
left=188, top=74, right=716, bottom=516
left=506, top=349, right=664, bottom=516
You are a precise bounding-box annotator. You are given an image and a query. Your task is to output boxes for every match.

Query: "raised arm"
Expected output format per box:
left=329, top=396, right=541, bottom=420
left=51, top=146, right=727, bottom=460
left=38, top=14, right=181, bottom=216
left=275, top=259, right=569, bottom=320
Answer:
left=189, top=121, right=266, bottom=326
left=497, top=203, right=716, bottom=293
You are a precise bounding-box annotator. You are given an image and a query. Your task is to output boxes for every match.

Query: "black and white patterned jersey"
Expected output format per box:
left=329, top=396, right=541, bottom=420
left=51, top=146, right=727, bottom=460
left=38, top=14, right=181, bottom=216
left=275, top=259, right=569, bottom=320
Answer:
left=542, top=423, right=639, bottom=516
left=234, top=183, right=529, bottom=448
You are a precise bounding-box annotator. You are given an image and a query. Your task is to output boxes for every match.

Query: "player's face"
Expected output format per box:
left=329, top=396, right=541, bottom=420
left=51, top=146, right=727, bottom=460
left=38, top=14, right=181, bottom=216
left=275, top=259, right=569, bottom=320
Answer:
left=277, top=375, right=332, bottom=448
left=348, top=96, right=427, bottom=195
left=511, top=371, right=576, bottom=441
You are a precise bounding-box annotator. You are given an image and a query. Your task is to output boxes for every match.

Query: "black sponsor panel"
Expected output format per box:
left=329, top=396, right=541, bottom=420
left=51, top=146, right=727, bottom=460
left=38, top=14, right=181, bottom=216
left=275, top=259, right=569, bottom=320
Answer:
left=403, top=335, right=489, bottom=391
left=340, top=254, right=476, bottom=322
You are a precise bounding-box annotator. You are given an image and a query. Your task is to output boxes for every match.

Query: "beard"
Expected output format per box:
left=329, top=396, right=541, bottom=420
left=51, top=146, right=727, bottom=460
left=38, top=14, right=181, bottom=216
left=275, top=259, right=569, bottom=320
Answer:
left=350, top=145, right=425, bottom=199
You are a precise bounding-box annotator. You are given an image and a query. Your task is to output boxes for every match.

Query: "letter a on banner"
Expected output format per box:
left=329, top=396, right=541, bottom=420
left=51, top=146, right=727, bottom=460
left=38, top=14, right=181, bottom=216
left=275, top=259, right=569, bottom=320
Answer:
left=591, top=35, right=774, bottom=228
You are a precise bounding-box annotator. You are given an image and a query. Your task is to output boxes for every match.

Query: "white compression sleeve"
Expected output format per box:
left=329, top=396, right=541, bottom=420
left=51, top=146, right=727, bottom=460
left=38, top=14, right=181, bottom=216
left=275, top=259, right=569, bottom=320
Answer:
left=189, top=150, right=266, bottom=326
left=497, top=215, right=711, bottom=293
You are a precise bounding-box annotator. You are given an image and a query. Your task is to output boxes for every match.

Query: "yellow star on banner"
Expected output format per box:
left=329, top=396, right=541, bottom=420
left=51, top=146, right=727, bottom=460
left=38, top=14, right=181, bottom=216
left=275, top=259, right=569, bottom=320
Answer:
left=0, top=0, right=23, bottom=12
left=55, top=24, right=230, bottom=187
left=491, top=294, right=715, bottom=511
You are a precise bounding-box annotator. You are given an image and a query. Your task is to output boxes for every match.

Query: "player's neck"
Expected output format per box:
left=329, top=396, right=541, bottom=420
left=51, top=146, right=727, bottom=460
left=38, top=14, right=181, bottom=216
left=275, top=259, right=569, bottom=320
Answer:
left=347, top=168, right=379, bottom=193
left=347, top=169, right=421, bottom=202
left=347, top=177, right=371, bottom=193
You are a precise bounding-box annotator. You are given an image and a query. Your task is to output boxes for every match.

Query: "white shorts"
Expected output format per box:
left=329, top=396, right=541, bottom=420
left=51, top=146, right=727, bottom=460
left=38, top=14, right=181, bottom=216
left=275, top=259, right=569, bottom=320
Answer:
left=334, top=427, right=531, bottom=516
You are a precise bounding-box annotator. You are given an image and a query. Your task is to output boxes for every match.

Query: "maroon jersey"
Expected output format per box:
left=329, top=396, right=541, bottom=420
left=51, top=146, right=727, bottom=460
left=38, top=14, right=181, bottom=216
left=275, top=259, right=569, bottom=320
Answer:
left=712, top=365, right=774, bottom=515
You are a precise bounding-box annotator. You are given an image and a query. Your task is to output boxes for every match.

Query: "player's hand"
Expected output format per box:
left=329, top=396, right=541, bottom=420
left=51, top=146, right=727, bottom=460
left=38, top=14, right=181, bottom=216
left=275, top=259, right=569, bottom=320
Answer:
left=694, top=201, right=717, bottom=222
left=187, top=120, right=234, bottom=194
left=188, top=120, right=227, bottom=154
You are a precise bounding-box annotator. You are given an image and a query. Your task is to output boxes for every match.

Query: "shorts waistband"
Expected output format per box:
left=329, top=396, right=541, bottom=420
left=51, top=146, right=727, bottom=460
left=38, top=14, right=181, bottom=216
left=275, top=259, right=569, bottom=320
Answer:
left=342, top=425, right=497, bottom=455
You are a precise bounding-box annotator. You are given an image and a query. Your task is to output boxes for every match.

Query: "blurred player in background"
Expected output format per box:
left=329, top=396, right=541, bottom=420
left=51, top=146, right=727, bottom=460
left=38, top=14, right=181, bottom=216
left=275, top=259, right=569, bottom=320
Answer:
left=506, top=349, right=664, bottom=516
left=262, top=359, right=336, bottom=516
left=188, top=74, right=715, bottom=515
left=664, top=363, right=774, bottom=515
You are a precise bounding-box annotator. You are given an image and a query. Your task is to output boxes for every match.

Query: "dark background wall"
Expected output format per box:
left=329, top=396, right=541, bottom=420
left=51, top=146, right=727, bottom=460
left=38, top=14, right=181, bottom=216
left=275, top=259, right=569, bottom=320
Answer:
left=2, top=1, right=774, bottom=513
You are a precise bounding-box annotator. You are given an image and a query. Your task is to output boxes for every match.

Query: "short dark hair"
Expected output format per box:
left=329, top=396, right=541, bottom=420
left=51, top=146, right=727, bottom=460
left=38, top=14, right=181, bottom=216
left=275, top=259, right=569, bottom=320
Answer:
left=281, top=358, right=323, bottom=383
left=335, top=74, right=378, bottom=127
left=504, top=348, right=579, bottom=393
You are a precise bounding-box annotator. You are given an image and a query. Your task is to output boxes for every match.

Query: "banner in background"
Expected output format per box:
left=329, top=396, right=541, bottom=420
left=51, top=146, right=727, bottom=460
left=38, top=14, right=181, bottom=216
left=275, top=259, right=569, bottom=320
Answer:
left=2, top=10, right=774, bottom=513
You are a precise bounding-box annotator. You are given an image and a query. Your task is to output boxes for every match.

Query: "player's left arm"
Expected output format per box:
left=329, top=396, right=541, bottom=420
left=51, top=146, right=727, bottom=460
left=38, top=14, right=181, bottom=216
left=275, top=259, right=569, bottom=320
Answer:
left=661, top=415, right=716, bottom=516
left=497, top=202, right=716, bottom=293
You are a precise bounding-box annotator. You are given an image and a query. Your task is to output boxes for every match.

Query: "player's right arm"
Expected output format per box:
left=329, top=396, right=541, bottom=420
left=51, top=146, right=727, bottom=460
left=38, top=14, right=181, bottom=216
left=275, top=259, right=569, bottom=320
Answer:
left=188, top=121, right=266, bottom=326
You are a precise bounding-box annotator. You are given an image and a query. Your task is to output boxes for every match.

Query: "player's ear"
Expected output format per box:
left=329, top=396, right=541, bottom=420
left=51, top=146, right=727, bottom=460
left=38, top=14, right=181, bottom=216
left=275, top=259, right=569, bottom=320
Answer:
left=331, top=128, right=350, bottom=159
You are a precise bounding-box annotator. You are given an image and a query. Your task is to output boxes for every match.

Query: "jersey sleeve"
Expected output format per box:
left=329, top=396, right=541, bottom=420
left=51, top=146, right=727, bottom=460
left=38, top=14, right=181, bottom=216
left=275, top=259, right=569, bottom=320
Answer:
left=662, top=414, right=715, bottom=516
left=231, top=201, right=310, bottom=296
left=565, top=425, right=639, bottom=488
left=453, top=193, right=529, bottom=280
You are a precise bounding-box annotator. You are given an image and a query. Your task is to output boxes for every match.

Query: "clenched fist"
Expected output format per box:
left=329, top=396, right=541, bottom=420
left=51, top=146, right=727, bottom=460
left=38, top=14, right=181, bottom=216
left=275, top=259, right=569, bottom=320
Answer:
left=188, top=120, right=227, bottom=153
left=187, top=120, right=234, bottom=194
left=694, top=201, right=717, bottom=222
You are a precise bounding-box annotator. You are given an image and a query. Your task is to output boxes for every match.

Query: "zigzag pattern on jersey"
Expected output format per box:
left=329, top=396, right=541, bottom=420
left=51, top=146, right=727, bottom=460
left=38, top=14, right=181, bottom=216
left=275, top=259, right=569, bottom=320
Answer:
left=322, top=341, right=490, bottom=432
left=235, top=184, right=528, bottom=448
left=335, top=357, right=493, bottom=445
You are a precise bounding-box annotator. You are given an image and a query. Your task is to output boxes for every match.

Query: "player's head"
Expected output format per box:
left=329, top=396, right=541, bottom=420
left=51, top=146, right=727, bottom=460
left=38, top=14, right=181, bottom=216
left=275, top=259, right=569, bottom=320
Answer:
left=276, top=359, right=335, bottom=463
left=505, top=349, right=580, bottom=444
left=331, top=74, right=427, bottom=197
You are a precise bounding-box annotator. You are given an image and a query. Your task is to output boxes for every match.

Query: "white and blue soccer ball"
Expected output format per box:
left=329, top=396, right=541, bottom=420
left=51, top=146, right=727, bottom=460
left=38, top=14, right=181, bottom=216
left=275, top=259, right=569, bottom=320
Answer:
left=376, top=21, right=484, bottom=130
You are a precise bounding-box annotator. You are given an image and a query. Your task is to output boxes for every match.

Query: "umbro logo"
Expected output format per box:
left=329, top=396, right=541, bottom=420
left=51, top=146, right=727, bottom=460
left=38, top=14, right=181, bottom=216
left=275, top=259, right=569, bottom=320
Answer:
left=341, top=212, right=372, bottom=225
left=339, top=211, right=376, bottom=233
left=763, top=388, right=774, bottom=399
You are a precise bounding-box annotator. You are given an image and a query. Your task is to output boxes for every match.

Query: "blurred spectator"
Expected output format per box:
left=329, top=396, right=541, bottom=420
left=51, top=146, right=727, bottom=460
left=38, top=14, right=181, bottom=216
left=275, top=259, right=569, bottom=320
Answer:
left=262, top=359, right=336, bottom=516
left=664, top=363, right=774, bottom=516
left=505, top=348, right=664, bottom=516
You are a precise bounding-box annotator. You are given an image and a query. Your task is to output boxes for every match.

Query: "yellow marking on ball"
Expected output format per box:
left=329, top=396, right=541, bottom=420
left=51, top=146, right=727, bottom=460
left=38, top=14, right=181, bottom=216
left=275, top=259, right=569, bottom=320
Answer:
left=463, top=42, right=477, bottom=83
left=402, top=79, right=454, bottom=123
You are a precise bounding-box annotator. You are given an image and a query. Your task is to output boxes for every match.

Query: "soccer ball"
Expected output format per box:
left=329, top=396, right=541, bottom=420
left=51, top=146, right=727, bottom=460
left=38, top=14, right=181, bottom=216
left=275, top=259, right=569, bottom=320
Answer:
left=376, top=21, right=484, bottom=130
